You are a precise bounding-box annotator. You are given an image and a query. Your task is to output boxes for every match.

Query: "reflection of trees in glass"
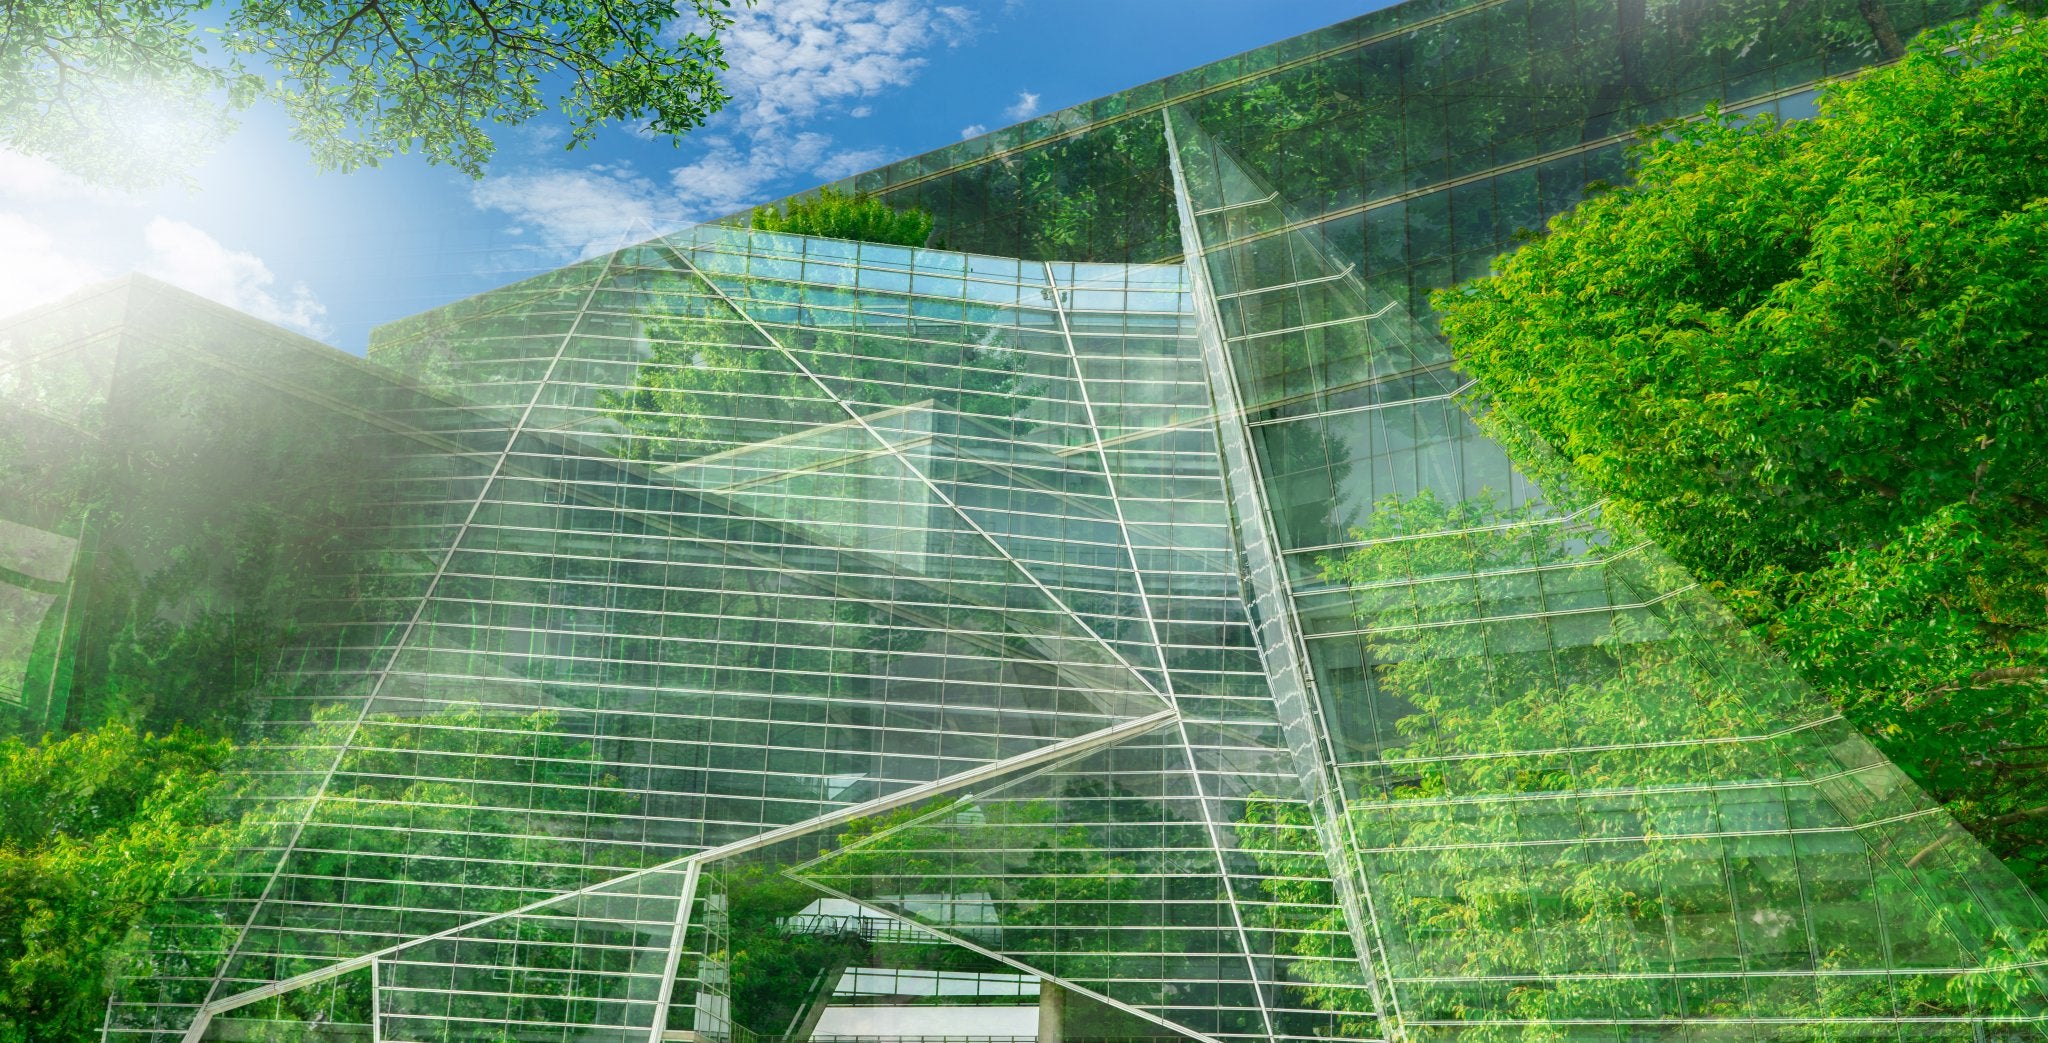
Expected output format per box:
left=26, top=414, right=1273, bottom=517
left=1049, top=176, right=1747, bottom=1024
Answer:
left=802, top=774, right=1226, bottom=1007
left=716, top=861, right=871, bottom=1038
left=1249, top=418, right=1359, bottom=556
left=710, top=797, right=1020, bottom=1039
left=0, top=377, right=325, bottom=736
left=199, top=970, right=373, bottom=1043
left=1192, top=63, right=1394, bottom=215
left=1233, top=797, right=1377, bottom=1040
left=1287, top=489, right=2048, bottom=1029
left=598, top=320, right=1034, bottom=464
left=198, top=705, right=651, bottom=1031
left=873, top=114, right=1178, bottom=263
left=596, top=275, right=1035, bottom=467
left=1319, top=489, right=1799, bottom=768
left=855, top=0, right=1982, bottom=273
left=0, top=287, right=475, bottom=740
left=1432, top=10, right=2048, bottom=890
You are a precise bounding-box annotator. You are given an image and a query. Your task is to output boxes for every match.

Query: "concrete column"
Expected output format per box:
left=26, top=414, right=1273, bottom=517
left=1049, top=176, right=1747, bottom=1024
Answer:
left=1037, top=979, right=1066, bottom=1043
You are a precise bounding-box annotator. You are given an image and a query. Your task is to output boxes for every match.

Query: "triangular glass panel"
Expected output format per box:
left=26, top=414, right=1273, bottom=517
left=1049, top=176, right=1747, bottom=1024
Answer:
left=658, top=231, right=1174, bottom=689
left=796, top=726, right=1308, bottom=1043
left=196, top=965, right=374, bottom=1043
left=684, top=730, right=1212, bottom=1043
left=373, top=863, right=694, bottom=1042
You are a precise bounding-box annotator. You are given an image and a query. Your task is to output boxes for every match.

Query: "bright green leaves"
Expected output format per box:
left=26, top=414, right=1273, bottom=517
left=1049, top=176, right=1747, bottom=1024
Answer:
left=0, top=0, right=246, bottom=188
left=233, top=0, right=740, bottom=176
left=0, top=0, right=746, bottom=185
left=1429, top=8, right=2048, bottom=887
left=751, top=188, right=937, bottom=248
left=0, top=723, right=235, bottom=1042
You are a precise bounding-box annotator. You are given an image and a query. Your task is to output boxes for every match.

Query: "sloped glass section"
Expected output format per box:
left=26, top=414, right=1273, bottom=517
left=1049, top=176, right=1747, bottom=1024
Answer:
left=1331, top=507, right=2048, bottom=1032
left=1164, top=101, right=2048, bottom=1036
left=688, top=780, right=1076, bottom=1043
left=797, top=725, right=1375, bottom=1043
left=374, top=863, right=694, bottom=1042
left=196, top=965, right=374, bottom=1043
left=67, top=0, right=2048, bottom=1024
left=133, top=236, right=1195, bottom=1037
left=650, top=231, right=1178, bottom=690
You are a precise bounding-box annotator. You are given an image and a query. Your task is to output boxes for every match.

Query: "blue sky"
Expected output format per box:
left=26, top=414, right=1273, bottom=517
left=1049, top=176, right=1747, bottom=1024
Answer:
left=0, top=1, right=1382, bottom=352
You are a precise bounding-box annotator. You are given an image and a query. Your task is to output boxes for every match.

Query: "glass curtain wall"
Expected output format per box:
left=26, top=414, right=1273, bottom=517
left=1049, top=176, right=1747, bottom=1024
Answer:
left=91, top=0, right=2048, bottom=1039
left=1164, top=101, right=2048, bottom=1037
left=119, top=227, right=1376, bottom=1043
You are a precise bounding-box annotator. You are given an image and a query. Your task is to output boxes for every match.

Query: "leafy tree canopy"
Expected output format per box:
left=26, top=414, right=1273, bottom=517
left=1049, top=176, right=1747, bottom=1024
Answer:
left=751, top=187, right=936, bottom=248
left=1430, top=7, right=2048, bottom=884
left=0, top=723, right=236, bottom=1042
left=0, top=0, right=744, bottom=187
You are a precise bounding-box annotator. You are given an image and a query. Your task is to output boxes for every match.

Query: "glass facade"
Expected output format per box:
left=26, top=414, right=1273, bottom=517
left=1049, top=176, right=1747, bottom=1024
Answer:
left=2, top=0, right=2029, bottom=1039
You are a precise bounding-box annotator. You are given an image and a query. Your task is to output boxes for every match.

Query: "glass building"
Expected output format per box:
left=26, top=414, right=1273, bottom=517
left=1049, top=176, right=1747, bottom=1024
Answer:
left=2, top=0, right=2036, bottom=1039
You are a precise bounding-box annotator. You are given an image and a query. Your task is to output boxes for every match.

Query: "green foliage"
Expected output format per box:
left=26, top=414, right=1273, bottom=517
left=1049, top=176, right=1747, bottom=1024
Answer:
left=1431, top=7, right=2048, bottom=886
left=1233, top=797, right=1377, bottom=1038
left=715, top=862, right=868, bottom=1037
left=0, top=0, right=742, bottom=186
left=188, top=704, right=653, bottom=1034
left=798, top=777, right=1236, bottom=1005
left=704, top=798, right=1003, bottom=1036
left=0, top=723, right=236, bottom=1043
left=596, top=266, right=1034, bottom=467
left=1311, top=490, right=2048, bottom=1031
left=750, top=188, right=936, bottom=248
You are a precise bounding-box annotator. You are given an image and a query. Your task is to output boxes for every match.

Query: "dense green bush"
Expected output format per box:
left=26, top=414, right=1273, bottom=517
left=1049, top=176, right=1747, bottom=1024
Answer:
left=0, top=724, right=236, bottom=1042
left=750, top=188, right=935, bottom=249
left=1432, top=6, right=2048, bottom=887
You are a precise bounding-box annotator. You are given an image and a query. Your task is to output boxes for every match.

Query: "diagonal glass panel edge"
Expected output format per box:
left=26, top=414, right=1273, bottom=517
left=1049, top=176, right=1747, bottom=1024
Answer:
left=171, top=709, right=1177, bottom=1039
left=793, top=724, right=1361, bottom=1043
left=651, top=231, right=1175, bottom=707
left=1164, top=100, right=2048, bottom=1034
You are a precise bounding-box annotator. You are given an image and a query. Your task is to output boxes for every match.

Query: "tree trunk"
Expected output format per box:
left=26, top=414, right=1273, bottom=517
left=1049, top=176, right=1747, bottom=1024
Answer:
left=1858, top=0, right=1907, bottom=60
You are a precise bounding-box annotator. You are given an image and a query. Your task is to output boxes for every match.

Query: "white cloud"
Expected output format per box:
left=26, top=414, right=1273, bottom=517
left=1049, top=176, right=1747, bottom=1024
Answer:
left=1004, top=91, right=1042, bottom=120
left=0, top=157, right=327, bottom=338
left=815, top=147, right=891, bottom=180
left=140, top=218, right=328, bottom=335
left=664, top=129, right=887, bottom=217
left=0, top=213, right=109, bottom=318
left=476, top=1, right=971, bottom=239
left=470, top=165, right=680, bottom=256
left=0, top=150, right=113, bottom=204
left=0, top=214, right=329, bottom=338
left=669, top=131, right=822, bottom=216
left=721, top=0, right=975, bottom=130
left=960, top=124, right=987, bottom=139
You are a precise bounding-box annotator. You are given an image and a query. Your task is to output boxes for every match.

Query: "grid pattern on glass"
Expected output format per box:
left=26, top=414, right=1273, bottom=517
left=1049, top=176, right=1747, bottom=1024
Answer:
left=799, top=726, right=1375, bottom=1043
left=112, top=228, right=1372, bottom=1043
left=827, top=0, right=1977, bottom=270
left=70, top=0, right=2048, bottom=1027
left=165, top=238, right=1177, bottom=1035
left=77, top=293, right=548, bottom=1041
left=0, top=279, right=529, bottom=1040
left=1164, top=97, right=2048, bottom=1033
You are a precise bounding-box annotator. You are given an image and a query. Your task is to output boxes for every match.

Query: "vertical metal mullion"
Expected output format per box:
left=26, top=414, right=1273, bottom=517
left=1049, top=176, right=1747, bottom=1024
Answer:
left=182, top=249, right=623, bottom=1043
left=1043, top=262, right=1278, bottom=1043
left=1163, top=104, right=1399, bottom=1036
left=644, top=859, right=704, bottom=1042
left=370, top=957, right=384, bottom=1043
